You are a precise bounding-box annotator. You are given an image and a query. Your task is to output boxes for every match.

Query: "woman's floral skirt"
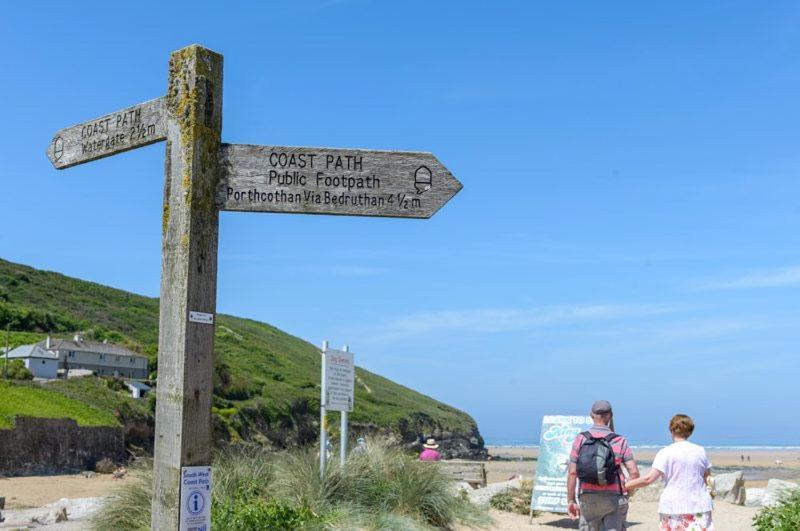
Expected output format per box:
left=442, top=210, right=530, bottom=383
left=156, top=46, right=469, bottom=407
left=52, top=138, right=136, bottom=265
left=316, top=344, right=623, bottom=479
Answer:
left=659, top=512, right=714, bottom=531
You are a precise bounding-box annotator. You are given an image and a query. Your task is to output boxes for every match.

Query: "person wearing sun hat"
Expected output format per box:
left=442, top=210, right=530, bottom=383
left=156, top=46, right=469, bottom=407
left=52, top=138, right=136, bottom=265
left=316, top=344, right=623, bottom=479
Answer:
left=419, top=438, right=442, bottom=461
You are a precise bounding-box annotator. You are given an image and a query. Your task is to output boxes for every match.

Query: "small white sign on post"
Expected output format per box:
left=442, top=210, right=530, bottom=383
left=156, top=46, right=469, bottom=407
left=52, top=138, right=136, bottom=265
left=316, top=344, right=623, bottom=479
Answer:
left=324, top=348, right=355, bottom=412
left=180, top=465, right=212, bottom=531
left=188, top=311, right=214, bottom=325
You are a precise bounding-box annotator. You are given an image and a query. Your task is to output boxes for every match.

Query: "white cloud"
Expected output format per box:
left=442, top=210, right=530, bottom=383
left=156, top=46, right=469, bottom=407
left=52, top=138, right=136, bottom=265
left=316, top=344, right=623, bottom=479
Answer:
left=698, top=266, right=800, bottom=290
left=360, top=303, right=680, bottom=340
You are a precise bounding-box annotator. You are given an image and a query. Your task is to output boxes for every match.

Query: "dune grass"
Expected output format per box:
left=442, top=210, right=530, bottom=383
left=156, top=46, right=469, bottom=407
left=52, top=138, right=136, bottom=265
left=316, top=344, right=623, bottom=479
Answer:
left=93, top=438, right=488, bottom=530
left=0, top=380, right=119, bottom=429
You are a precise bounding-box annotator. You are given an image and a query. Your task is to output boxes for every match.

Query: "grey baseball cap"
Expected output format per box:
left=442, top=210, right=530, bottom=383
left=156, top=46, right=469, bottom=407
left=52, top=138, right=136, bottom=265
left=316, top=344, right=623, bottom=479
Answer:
left=591, top=400, right=613, bottom=414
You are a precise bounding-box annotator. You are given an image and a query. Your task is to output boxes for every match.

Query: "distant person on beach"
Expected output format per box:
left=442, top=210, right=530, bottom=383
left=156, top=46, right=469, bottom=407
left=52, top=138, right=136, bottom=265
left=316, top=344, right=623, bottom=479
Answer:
left=567, top=400, right=640, bottom=531
left=625, top=414, right=713, bottom=531
left=419, top=438, right=442, bottom=461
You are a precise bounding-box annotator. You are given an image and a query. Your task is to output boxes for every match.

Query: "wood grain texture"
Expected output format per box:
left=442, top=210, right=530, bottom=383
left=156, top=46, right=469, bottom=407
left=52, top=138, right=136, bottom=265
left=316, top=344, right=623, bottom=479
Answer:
left=151, top=45, right=223, bottom=531
left=46, top=97, right=166, bottom=169
left=218, top=144, right=462, bottom=218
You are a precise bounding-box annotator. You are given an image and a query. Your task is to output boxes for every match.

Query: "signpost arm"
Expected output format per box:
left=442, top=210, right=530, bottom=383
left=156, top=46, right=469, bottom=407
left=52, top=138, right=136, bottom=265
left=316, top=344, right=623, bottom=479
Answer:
left=152, top=44, right=223, bottom=531
left=340, top=344, right=349, bottom=469
left=320, top=340, right=328, bottom=478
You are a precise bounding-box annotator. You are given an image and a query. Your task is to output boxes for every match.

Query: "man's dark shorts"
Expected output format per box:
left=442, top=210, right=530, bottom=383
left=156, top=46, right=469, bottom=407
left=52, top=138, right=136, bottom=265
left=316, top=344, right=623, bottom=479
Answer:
left=578, top=491, right=628, bottom=531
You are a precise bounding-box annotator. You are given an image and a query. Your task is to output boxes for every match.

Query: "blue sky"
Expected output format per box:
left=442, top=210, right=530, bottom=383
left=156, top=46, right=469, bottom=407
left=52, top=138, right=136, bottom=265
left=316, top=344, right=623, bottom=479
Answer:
left=2, top=2, right=799, bottom=445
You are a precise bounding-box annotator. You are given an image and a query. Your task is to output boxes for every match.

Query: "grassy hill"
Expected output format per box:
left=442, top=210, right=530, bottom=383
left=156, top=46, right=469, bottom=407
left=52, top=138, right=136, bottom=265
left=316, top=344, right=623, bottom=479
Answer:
left=0, top=258, right=483, bottom=455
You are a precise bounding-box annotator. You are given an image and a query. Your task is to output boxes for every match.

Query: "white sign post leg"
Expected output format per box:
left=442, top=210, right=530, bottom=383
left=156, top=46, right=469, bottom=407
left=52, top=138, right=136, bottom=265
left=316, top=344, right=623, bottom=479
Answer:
left=340, top=344, right=349, bottom=469
left=320, top=340, right=328, bottom=479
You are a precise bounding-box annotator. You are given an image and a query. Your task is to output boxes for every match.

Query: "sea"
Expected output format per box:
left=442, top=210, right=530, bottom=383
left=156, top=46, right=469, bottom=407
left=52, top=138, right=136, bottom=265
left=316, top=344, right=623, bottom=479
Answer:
left=485, top=443, right=800, bottom=482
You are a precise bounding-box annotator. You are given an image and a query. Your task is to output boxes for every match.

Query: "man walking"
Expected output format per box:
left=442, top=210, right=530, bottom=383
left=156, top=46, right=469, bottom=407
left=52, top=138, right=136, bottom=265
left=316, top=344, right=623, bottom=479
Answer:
left=566, top=400, right=640, bottom=531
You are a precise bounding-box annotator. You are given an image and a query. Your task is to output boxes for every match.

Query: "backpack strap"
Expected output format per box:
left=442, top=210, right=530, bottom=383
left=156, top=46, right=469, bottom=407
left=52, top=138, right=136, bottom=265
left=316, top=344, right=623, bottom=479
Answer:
left=602, top=433, right=625, bottom=494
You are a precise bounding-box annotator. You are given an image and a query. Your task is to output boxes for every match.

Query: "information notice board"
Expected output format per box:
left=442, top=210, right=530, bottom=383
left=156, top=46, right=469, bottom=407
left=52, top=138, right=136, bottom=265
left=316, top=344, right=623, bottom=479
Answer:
left=530, top=415, right=593, bottom=514
left=324, top=348, right=355, bottom=412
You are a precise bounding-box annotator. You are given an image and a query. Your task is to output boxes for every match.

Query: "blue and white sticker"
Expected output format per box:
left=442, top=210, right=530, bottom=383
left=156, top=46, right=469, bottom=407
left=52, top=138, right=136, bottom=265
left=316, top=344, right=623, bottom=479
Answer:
left=180, top=465, right=212, bottom=531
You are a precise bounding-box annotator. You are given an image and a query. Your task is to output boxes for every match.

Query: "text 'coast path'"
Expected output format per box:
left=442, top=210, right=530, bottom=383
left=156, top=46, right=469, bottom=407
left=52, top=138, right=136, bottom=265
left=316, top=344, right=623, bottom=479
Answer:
left=218, top=144, right=462, bottom=219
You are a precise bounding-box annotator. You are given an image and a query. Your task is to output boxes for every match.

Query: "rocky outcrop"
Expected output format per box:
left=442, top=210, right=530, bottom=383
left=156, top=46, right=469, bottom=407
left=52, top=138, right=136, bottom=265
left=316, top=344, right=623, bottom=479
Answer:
left=396, top=413, right=487, bottom=459
left=762, top=479, right=798, bottom=507
left=0, top=497, right=104, bottom=528
left=465, top=477, right=524, bottom=506
left=713, top=471, right=746, bottom=505
left=218, top=398, right=487, bottom=460
left=745, top=487, right=766, bottom=507
left=0, top=417, right=125, bottom=476
left=744, top=479, right=799, bottom=508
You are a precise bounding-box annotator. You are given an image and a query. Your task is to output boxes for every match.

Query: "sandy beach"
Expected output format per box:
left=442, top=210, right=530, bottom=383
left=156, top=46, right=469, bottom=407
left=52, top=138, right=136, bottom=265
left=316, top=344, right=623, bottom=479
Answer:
left=1, top=448, right=796, bottom=529
left=486, top=446, right=800, bottom=486
left=458, top=502, right=760, bottom=530
left=472, top=446, right=800, bottom=530
left=0, top=473, right=130, bottom=509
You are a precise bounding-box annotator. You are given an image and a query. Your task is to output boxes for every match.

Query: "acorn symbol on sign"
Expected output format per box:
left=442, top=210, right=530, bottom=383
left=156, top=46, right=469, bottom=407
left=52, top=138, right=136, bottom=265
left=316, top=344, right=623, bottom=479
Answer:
left=53, top=136, right=64, bottom=163
left=414, top=165, right=432, bottom=194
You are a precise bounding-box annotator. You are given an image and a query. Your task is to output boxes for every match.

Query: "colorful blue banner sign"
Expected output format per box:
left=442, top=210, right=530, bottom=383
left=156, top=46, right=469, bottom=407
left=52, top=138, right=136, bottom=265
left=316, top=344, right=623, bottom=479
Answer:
left=530, top=415, right=594, bottom=513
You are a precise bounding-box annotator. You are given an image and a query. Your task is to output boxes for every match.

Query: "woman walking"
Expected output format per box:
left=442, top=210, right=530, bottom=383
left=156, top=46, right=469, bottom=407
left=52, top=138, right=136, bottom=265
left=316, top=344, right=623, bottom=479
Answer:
left=625, top=414, right=713, bottom=530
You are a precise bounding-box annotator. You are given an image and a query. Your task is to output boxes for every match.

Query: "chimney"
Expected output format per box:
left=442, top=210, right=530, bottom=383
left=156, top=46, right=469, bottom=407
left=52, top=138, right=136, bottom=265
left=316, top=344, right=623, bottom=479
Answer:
left=74, top=333, right=82, bottom=342
left=46, top=335, right=51, bottom=349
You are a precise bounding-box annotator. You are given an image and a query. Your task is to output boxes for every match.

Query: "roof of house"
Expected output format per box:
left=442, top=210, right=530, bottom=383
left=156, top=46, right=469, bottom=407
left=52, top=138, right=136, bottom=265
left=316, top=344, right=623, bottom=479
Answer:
left=37, top=337, right=148, bottom=359
left=125, top=381, right=152, bottom=391
left=2, top=344, right=59, bottom=360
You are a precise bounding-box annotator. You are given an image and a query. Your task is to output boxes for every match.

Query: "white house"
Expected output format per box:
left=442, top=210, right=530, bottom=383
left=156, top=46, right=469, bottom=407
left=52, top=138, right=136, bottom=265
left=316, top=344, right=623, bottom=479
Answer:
left=2, top=344, right=59, bottom=379
left=39, top=335, right=149, bottom=379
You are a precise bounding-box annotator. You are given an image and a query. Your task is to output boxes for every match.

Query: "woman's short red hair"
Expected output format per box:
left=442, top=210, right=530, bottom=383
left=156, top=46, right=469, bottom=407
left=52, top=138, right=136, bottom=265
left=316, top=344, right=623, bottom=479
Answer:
left=669, top=414, right=695, bottom=438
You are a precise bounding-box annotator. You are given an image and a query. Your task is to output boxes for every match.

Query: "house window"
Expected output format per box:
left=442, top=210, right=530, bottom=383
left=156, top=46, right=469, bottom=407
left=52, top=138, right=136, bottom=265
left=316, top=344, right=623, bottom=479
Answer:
left=42, top=360, right=46, bottom=364
left=130, top=357, right=135, bottom=364
left=99, top=354, right=104, bottom=360
left=68, top=351, right=75, bottom=358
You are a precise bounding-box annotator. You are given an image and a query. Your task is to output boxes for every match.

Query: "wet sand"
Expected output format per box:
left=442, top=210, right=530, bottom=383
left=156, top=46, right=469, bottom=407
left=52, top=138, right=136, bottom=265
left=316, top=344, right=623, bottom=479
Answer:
left=487, top=446, right=800, bottom=487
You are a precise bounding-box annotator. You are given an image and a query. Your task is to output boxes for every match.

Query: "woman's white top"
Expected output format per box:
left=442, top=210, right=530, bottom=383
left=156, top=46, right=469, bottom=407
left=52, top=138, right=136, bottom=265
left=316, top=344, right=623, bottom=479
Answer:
left=652, top=440, right=713, bottom=515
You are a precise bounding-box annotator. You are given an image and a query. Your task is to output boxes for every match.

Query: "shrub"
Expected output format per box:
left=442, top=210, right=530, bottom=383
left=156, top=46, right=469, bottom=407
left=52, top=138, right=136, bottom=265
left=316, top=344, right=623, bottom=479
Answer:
left=105, top=377, right=128, bottom=393
left=489, top=479, right=534, bottom=515
left=753, top=488, right=800, bottom=531
left=3, top=359, right=33, bottom=380
left=95, top=457, right=116, bottom=474
left=92, top=438, right=487, bottom=530
left=213, top=499, right=318, bottom=529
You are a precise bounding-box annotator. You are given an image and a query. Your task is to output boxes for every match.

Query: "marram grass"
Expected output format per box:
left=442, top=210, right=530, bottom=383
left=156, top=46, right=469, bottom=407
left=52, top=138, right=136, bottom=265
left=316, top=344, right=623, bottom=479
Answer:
left=92, top=437, right=488, bottom=530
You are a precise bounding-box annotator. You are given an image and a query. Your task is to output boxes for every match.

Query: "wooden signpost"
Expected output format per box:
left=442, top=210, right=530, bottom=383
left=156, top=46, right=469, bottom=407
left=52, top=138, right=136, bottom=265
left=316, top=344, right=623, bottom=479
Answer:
left=219, top=144, right=462, bottom=218
left=46, top=44, right=462, bottom=531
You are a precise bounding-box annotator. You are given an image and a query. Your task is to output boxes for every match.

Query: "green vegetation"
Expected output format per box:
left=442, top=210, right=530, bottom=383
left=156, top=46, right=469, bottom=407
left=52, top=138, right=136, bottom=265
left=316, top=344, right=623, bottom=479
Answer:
left=489, top=479, right=535, bottom=515
left=753, top=488, right=800, bottom=531
left=3, top=359, right=33, bottom=380
left=93, top=438, right=488, bottom=530
left=0, top=380, right=119, bottom=429
left=0, top=257, right=481, bottom=447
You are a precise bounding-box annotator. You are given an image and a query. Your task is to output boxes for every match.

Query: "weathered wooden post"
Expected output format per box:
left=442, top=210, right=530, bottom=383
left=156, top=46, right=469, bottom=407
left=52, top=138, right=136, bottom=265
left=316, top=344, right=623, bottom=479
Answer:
left=151, top=45, right=223, bottom=530
left=46, top=42, right=462, bottom=530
